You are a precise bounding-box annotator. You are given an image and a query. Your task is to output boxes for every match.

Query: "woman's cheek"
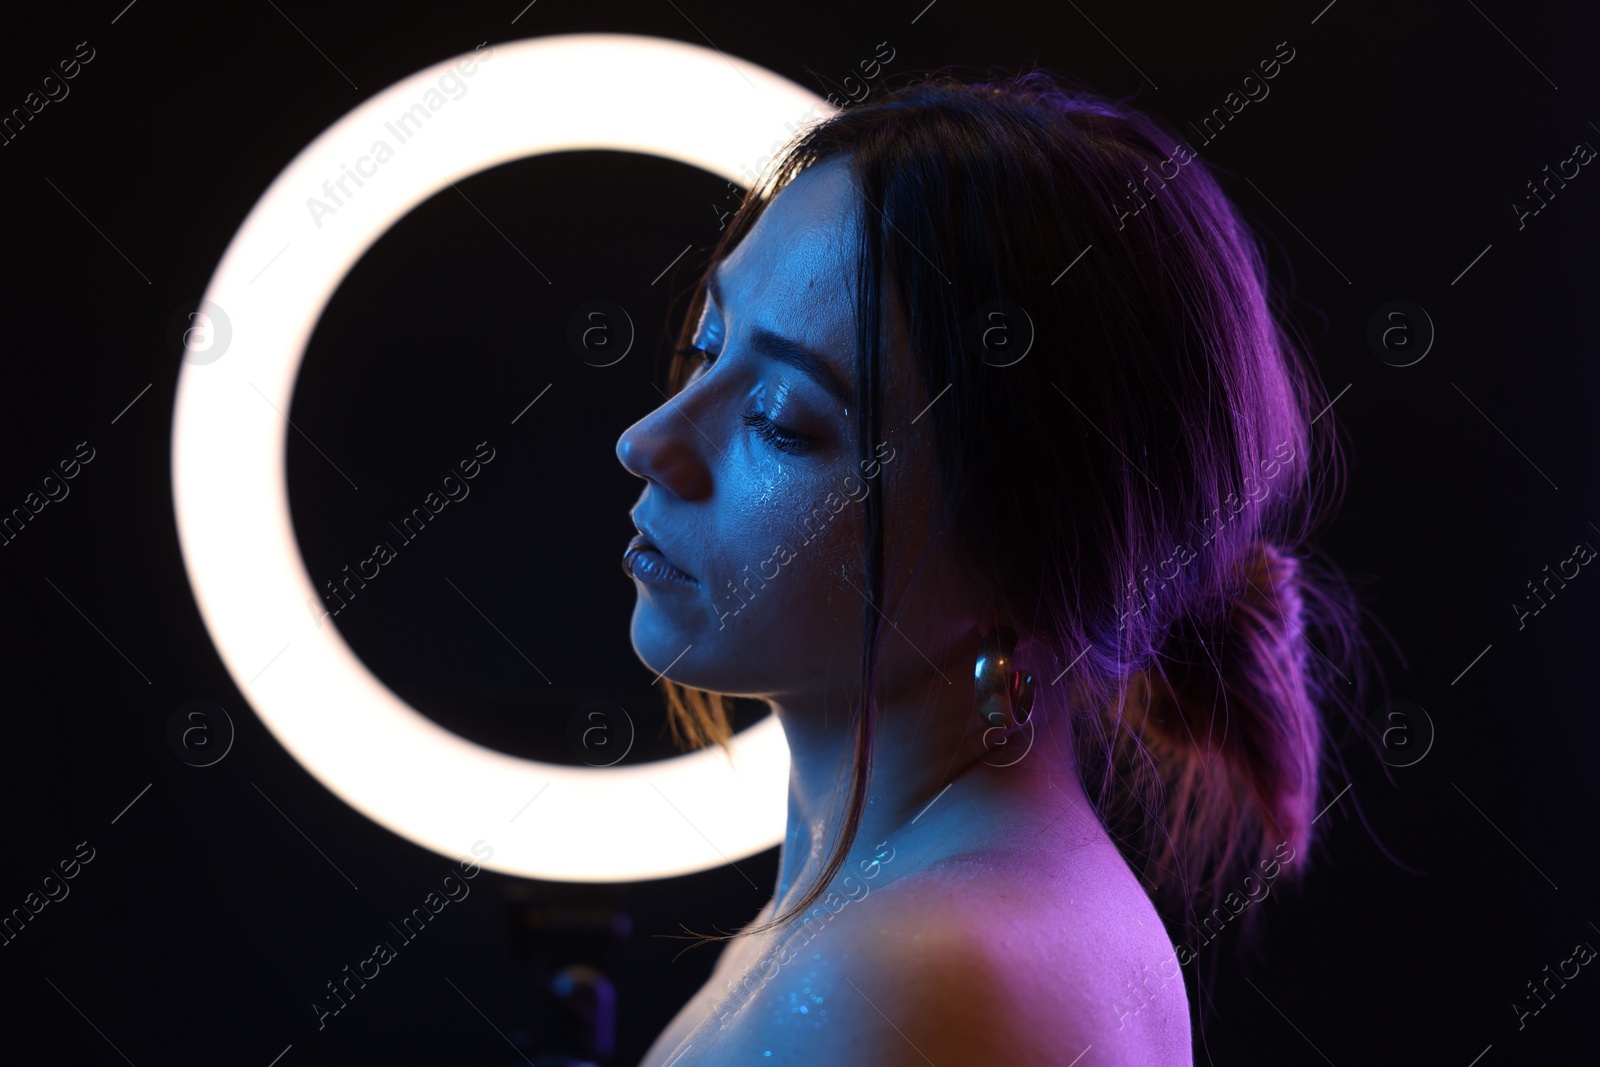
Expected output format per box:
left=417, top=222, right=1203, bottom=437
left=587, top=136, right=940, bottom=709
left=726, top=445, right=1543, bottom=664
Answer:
left=744, top=456, right=873, bottom=610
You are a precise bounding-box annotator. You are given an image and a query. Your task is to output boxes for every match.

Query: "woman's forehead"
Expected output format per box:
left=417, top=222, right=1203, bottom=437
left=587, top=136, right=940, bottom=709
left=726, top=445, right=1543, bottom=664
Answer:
left=714, top=158, right=919, bottom=414
left=713, top=164, right=862, bottom=348
left=720, top=160, right=859, bottom=297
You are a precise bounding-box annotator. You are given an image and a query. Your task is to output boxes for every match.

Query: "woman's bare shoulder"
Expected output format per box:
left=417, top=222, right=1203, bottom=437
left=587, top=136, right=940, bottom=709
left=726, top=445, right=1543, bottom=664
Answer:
left=793, top=842, right=1194, bottom=1065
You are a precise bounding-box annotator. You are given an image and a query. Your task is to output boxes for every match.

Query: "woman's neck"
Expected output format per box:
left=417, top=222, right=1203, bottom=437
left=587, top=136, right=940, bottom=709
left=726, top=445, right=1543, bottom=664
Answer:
left=765, top=665, right=1095, bottom=914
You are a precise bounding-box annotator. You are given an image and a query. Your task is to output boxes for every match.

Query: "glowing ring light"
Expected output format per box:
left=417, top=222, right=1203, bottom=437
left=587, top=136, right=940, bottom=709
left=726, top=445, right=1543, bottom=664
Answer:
left=172, top=34, right=834, bottom=881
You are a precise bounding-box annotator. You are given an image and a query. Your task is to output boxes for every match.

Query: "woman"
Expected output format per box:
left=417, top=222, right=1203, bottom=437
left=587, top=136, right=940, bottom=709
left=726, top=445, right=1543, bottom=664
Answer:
left=616, top=68, right=1365, bottom=1066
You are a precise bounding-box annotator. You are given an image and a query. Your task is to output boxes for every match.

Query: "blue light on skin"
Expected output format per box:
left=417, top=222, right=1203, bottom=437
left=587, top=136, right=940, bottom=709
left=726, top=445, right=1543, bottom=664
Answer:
left=770, top=966, right=830, bottom=1033
left=620, top=156, right=1184, bottom=1065
left=614, top=155, right=1107, bottom=934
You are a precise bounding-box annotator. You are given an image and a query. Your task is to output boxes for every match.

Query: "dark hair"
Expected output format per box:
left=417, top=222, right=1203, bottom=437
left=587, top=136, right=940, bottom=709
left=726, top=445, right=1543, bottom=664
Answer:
left=657, top=67, right=1371, bottom=973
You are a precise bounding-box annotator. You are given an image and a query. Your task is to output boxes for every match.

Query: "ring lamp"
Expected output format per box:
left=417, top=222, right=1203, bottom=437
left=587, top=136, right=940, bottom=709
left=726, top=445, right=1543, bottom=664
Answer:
left=171, top=34, right=832, bottom=881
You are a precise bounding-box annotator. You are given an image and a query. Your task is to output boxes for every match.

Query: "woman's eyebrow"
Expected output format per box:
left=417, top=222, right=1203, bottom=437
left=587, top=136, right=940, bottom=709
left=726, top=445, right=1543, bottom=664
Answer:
left=707, top=263, right=855, bottom=407
left=748, top=326, right=854, bottom=406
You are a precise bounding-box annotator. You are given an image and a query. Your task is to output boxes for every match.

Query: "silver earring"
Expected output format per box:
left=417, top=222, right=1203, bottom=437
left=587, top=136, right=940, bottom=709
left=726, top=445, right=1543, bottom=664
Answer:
left=975, top=627, right=1035, bottom=728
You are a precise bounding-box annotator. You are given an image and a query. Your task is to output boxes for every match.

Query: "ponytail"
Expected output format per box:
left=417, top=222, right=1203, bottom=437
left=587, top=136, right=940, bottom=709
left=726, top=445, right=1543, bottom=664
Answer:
left=1100, top=540, right=1357, bottom=948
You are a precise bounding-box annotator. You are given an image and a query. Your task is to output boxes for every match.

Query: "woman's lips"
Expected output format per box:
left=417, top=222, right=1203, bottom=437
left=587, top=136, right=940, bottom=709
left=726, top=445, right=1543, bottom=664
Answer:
left=623, top=533, right=698, bottom=587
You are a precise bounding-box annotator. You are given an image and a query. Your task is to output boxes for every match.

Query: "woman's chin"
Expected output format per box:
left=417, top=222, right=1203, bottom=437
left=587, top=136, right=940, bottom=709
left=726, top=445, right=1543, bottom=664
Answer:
left=628, top=617, right=755, bottom=697
left=629, top=600, right=700, bottom=671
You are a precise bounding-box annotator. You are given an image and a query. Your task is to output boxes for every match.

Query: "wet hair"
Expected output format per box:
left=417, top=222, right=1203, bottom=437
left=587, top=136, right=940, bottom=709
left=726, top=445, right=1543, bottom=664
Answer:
left=657, top=67, right=1372, bottom=991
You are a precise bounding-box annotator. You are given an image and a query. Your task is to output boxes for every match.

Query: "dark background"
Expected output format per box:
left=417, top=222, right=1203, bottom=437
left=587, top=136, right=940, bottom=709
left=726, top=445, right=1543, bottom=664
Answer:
left=1, top=1, right=1596, bottom=1064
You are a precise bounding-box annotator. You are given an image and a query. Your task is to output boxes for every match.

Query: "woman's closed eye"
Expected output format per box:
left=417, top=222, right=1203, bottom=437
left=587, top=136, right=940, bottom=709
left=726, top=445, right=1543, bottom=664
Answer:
left=740, top=409, right=810, bottom=455
left=673, top=342, right=815, bottom=456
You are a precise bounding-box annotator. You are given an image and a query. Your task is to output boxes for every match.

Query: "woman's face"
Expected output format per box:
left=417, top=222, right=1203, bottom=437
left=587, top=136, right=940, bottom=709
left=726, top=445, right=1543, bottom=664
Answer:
left=615, top=157, right=979, bottom=705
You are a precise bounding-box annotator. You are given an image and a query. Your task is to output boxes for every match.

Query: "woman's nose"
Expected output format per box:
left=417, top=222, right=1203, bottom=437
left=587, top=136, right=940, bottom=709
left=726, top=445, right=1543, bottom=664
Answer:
left=614, top=394, right=713, bottom=500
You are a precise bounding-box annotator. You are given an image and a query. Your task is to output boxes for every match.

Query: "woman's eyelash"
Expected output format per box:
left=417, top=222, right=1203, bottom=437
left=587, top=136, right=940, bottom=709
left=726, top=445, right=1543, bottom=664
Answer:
left=672, top=343, right=810, bottom=454
left=673, top=342, right=716, bottom=364
left=741, top=410, right=808, bottom=455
